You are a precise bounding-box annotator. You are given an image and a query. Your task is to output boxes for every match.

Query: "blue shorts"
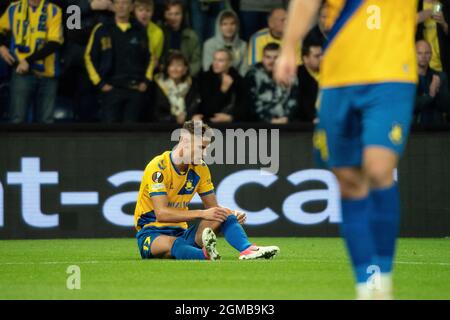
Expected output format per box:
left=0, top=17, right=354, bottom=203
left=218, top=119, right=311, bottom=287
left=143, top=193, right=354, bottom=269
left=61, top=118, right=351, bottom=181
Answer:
left=313, top=82, right=416, bottom=168
left=136, top=223, right=200, bottom=259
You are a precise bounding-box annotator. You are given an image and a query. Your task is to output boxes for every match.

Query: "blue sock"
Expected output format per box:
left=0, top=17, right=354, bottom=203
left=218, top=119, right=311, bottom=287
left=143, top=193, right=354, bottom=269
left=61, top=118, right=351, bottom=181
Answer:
left=170, top=237, right=206, bottom=260
left=340, top=196, right=376, bottom=284
left=370, top=184, right=400, bottom=274
left=220, top=215, right=252, bottom=252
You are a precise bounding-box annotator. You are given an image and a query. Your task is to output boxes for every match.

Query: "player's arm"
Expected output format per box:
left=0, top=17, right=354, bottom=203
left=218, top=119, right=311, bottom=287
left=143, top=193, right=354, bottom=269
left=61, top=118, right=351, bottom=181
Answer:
left=200, top=193, right=247, bottom=225
left=274, top=0, right=322, bottom=86
left=151, top=194, right=229, bottom=223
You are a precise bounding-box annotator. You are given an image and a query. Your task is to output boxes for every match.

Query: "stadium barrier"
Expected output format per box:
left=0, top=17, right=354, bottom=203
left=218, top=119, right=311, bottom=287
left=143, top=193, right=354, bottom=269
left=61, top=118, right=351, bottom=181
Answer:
left=0, top=123, right=449, bottom=239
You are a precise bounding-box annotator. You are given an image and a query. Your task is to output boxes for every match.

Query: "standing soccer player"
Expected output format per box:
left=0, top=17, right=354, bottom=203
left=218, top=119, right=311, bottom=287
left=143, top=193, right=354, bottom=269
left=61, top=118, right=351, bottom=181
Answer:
left=275, top=0, right=418, bottom=299
left=134, top=121, right=280, bottom=261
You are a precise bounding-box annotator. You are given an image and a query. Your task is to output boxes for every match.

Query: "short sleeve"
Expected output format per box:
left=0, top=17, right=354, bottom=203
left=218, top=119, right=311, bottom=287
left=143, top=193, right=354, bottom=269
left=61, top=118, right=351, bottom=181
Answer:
left=197, top=163, right=215, bottom=197
left=145, top=159, right=169, bottom=197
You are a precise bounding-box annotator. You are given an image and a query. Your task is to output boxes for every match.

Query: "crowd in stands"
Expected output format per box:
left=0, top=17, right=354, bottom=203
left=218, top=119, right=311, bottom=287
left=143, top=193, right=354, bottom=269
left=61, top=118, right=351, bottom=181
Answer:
left=0, top=0, right=449, bottom=125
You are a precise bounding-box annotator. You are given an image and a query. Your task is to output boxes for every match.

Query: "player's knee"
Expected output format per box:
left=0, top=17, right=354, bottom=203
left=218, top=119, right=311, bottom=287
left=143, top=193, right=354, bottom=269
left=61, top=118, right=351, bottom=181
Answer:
left=334, top=170, right=368, bottom=199
left=365, top=162, right=394, bottom=188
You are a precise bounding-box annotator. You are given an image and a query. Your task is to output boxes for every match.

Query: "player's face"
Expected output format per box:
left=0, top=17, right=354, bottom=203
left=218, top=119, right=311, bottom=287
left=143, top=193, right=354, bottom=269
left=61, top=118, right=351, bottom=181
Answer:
left=220, top=17, right=237, bottom=39
left=134, top=5, right=153, bottom=26
left=304, top=46, right=323, bottom=72
left=167, top=59, right=188, bottom=82
left=262, top=50, right=279, bottom=72
left=114, top=0, right=133, bottom=19
left=212, top=51, right=231, bottom=74
left=189, top=136, right=210, bottom=165
left=165, top=5, right=183, bottom=30
left=416, top=42, right=432, bottom=68
left=268, top=9, right=287, bottom=37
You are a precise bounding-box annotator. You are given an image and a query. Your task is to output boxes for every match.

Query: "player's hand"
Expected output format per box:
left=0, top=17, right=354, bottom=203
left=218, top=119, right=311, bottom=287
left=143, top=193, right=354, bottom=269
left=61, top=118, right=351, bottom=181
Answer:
left=16, top=59, right=30, bottom=74
left=0, top=46, right=15, bottom=66
left=101, top=84, right=113, bottom=92
left=202, top=207, right=229, bottom=222
left=234, top=211, right=247, bottom=225
left=429, top=74, right=441, bottom=97
left=274, top=49, right=297, bottom=88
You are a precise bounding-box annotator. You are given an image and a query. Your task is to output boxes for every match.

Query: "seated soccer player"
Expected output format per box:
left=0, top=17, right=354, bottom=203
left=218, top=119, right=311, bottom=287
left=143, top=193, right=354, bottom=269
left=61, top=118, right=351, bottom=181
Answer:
left=134, top=121, right=280, bottom=260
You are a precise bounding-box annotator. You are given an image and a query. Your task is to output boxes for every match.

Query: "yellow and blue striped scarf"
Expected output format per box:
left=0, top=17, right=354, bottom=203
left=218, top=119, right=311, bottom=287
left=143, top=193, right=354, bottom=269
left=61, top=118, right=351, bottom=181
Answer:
left=15, top=0, right=47, bottom=50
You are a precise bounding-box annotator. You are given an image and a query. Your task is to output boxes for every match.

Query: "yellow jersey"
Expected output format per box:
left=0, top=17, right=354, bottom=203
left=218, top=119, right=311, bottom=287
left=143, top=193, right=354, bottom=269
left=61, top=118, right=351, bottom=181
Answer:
left=248, top=28, right=302, bottom=66
left=321, top=0, right=418, bottom=88
left=423, top=1, right=443, bottom=72
left=134, top=151, right=215, bottom=231
left=0, top=0, right=63, bottom=77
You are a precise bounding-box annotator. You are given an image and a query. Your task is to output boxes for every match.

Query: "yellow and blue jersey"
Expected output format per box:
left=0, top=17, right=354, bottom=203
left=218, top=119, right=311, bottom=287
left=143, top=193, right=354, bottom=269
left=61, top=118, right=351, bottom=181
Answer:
left=0, top=0, right=63, bottom=77
left=321, top=0, right=418, bottom=88
left=134, top=151, right=215, bottom=231
left=248, top=28, right=302, bottom=66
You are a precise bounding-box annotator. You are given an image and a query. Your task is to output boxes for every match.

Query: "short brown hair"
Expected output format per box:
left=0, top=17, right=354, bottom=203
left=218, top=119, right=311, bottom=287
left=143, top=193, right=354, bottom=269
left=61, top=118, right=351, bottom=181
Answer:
left=162, top=51, right=190, bottom=82
left=183, top=121, right=211, bottom=137
left=134, top=0, right=154, bottom=8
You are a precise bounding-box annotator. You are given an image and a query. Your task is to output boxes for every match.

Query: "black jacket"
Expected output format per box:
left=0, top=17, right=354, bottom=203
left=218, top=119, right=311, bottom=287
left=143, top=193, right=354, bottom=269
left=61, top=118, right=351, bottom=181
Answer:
left=416, top=0, right=450, bottom=79
left=294, top=65, right=319, bottom=122
left=198, top=67, right=246, bottom=121
left=415, top=67, right=450, bottom=124
left=85, top=19, right=151, bottom=89
left=152, top=79, right=201, bottom=123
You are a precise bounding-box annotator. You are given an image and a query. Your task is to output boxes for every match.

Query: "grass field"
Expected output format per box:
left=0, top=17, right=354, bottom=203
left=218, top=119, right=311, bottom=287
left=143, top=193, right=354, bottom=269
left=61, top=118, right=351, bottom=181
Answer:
left=0, top=237, right=449, bottom=300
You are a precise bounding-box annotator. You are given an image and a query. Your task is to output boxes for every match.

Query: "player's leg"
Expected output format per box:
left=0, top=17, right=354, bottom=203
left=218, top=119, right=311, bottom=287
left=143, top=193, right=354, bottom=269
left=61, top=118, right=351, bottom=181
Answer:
left=315, top=86, right=376, bottom=299
left=194, top=218, right=279, bottom=260
left=363, top=147, right=399, bottom=298
left=137, top=227, right=206, bottom=260
left=361, top=82, right=416, bottom=299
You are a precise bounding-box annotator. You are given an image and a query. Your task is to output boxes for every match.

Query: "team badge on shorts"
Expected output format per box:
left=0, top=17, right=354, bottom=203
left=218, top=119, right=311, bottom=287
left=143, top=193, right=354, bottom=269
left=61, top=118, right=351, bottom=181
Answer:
left=152, top=171, right=164, bottom=183
left=389, top=123, right=403, bottom=145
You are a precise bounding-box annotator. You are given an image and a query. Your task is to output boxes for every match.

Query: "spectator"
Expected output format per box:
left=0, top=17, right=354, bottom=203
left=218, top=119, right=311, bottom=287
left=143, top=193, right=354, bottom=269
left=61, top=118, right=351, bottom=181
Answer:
left=190, top=0, right=228, bottom=43
left=0, top=0, right=64, bottom=124
left=294, top=40, right=322, bottom=123
left=84, top=0, right=152, bottom=123
left=248, top=7, right=301, bottom=66
left=153, top=51, right=200, bottom=123
left=195, top=48, right=245, bottom=123
left=134, top=0, right=164, bottom=79
left=238, top=0, right=286, bottom=41
left=160, top=0, right=201, bottom=76
left=56, top=0, right=114, bottom=122
left=305, top=1, right=329, bottom=46
left=203, top=9, right=248, bottom=76
left=415, top=40, right=450, bottom=125
left=417, top=0, right=450, bottom=80
left=246, top=43, right=298, bottom=124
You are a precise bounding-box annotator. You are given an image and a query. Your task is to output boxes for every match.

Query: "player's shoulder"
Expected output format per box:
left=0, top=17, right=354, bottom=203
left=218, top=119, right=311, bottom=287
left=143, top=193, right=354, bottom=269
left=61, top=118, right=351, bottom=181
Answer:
left=194, top=160, right=211, bottom=175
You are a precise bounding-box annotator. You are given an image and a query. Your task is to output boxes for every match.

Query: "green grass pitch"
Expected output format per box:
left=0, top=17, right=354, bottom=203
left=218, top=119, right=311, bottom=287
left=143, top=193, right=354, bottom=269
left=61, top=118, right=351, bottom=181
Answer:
left=1, top=237, right=449, bottom=300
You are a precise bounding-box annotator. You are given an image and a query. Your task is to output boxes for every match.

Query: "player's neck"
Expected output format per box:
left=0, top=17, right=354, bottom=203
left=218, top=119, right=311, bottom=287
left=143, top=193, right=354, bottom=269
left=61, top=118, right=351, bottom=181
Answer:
left=171, top=149, right=189, bottom=173
left=29, top=0, right=41, bottom=7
